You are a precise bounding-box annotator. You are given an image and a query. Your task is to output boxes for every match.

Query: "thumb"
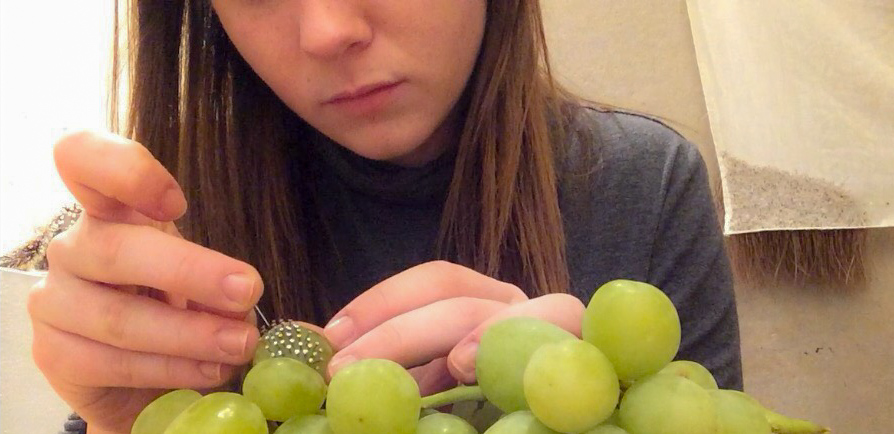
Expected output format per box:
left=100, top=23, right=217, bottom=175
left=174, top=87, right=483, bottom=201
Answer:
left=53, top=130, right=186, bottom=224
left=447, top=293, right=585, bottom=384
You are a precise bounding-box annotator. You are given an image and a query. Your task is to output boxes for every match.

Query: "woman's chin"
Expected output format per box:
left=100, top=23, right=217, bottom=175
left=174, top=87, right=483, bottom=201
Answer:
left=332, top=132, right=449, bottom=167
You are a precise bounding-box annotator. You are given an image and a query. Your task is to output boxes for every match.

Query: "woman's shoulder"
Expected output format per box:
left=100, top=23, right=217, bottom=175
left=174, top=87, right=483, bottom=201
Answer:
left=559, top=105, right=710, bottom=204
left=557, top=105, right=723, bottom=307
left=562, top=105, right=705, bottom=179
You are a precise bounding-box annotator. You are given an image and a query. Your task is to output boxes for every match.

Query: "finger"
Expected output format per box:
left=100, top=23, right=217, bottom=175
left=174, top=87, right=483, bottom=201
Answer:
left=408, top=357, right=458, bottom=397
left=244, top=306, right=259, bottom=327
left=54, top=129, right=186, bottom=222
left=29, top=273, right=258, bottom=365
left=283, top=321, right=326, bottom=337
left=31, top=320, right=236, bottom=390
left=48, top=217, right=263, bottom=312
left=447, top=293, right=585, bottom=384
left=186, top=300, right=256, bottom=321
left=328, top=297, right=506, bottom=377
left=324, top=261, right=527, bottom=349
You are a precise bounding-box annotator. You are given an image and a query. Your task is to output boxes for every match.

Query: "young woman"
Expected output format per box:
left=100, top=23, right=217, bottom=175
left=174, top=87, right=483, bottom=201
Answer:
left=25, top=1, right=742, bottom=433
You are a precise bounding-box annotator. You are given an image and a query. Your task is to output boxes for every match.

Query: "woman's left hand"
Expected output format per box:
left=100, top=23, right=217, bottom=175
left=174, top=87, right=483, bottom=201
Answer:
left=323, top=261, right=585, bottom=395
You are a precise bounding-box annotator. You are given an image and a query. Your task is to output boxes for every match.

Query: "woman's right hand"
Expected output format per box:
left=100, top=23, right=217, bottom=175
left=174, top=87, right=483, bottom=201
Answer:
left=27, top=131, right=264, bottom=434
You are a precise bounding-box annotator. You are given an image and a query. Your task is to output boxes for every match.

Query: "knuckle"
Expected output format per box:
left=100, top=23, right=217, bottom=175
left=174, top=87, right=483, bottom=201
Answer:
left=26, top=279, right=49, bottom=318
left=423, top=261, right=460, bottom=297
left=30, top=332, right=56, bottom=375
left=453, top=297, right=503, bottom=329
left=53, top=129, right=97, bottom=161
left=108, top=351, right=136, bottom=386
left=92, top=223, right=128, bottom=271
left=171, top=316, right=192, bottom=357
left=173, top=312, right=212, bottom=359
left=375, top=322, right=405, bottom=355
left=120, top=150, right=158, bottom=194
left=99, top=296, right=131, bottom=346
left=457, top=296, right=495, bottom=316
left=426, top=260, right=456, bottom=273
left=30, top=327, right=78, bottom=387
left=163, top=357, right=184, bottom=387
left=44, top=231, right=72, bottom=269
left=370, top=285, right=392, bottom=311
left=503, top=282, right=527, bottom=300
left=550, top=292, right=585, bottom=309
left=451, top=296, right=481, bottom=309
left=169, top=248, right=201, bottom=291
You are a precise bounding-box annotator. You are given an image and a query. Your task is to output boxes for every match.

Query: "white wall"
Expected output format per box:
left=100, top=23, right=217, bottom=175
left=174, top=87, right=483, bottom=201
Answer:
left=1, top=271, right=72, bottom=434
left=0, top=2, right=112, bottom=253
left=541, top=0, right=720, bottom=182
left=1, top=3, right=114, bottom=432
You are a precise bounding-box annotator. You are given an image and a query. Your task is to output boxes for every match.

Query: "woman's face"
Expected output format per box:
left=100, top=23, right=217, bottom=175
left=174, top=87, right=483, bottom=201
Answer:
left=213, top=0, right=487, bottom=166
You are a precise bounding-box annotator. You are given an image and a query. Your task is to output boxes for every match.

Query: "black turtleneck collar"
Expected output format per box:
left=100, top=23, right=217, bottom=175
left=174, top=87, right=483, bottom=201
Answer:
left=307, top=133, right=457, bottom=206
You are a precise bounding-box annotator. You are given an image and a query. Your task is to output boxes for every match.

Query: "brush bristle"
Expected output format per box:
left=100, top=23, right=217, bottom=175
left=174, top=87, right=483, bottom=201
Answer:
left=726, top=229, right=868, bottom=289
left=711, top=178, right=869, bottom=289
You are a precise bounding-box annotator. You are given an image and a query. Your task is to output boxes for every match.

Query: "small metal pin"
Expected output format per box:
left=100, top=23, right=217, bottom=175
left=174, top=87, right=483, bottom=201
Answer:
left=254, top=305, right=271, bottom=328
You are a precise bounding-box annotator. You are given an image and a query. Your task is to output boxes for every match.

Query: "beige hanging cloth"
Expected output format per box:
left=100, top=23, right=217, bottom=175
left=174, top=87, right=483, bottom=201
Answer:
left=686, top=0, right=894, bottom=235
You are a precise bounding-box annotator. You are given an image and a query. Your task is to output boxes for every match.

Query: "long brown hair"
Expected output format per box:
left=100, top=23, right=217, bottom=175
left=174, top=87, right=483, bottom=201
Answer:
left=112, top=0, right=580, bottom=324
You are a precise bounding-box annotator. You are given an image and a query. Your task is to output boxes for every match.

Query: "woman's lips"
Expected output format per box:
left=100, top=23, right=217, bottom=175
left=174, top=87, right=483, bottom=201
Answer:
left=324, top=80, right=406, bottom=116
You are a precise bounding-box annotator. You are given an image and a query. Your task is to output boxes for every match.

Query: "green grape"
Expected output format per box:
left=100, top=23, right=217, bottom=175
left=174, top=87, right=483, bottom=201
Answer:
left=658, top=360, right=718, bottom=390
left=708, top=391, right=829, bottom=433
left=619, top=374, right=716, bottom=434
left=482, top=411, right=559, bottom=434
left=326, top=358, right=421, bottom=434
left=253, top=320, right=334, bottom=376
left=603, top=409, right=621, bottom=426
left=764, top=409, right=830, bottom=434
left=416, top=413, right=478, bottom=434
left=274, top=414, right=334, bottom=434
left=420, top=408, right=442, bottom=418
left=584, top=425, right=628, bottom=434
left=582, top=280, right=681, bottom=382
left=710, top=389, right=771, bottom=434
left=523, top=339, right=619, bottom=433
left=476, top=317, right=576, bottom=413
left=253, top=344, right=273, bottom=365
left=711, top=391, right=827, bottom=433
left=131, top=389, right=201, bottom=434
left=243, top=358, right=327, bottom=421
left=163, top=392, right=268, bottom=434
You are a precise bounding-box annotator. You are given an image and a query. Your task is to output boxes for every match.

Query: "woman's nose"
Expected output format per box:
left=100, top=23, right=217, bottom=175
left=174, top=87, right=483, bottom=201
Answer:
left=297, top=1, right=372, bottom=59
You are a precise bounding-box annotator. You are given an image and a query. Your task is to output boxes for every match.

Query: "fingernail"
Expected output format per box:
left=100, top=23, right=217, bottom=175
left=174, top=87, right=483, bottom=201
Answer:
left=328, top=354, right=357, bottom=377
left=452, top=342, right=479, bottom=379
left=222, top=274, right=255, bottom=308
left=217, top=327, right=249, bottom=357
left=160, top=187, right=187, bottom=219
left=199, top=362, right=221, bottom=381
left=324, top=316, right=355, bottom=349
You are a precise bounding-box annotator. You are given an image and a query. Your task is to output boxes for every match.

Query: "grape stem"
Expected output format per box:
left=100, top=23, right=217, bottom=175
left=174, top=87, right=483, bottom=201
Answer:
left=420, top=385, right=486, bottom=409
left=767, top=410, right=831, bottom=434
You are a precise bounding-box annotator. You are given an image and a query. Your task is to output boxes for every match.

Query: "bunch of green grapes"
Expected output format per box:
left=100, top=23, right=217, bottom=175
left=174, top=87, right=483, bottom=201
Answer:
left=475, top=280, right=829, bottom=434
left=130, top=282, right=829, bottom=434
left=131, top=320, right=334, bottom=434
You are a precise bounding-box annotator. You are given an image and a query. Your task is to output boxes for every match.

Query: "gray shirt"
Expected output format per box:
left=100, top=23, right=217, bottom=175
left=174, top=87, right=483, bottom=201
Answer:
left=302, top=107, right=743, bottom=390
